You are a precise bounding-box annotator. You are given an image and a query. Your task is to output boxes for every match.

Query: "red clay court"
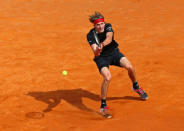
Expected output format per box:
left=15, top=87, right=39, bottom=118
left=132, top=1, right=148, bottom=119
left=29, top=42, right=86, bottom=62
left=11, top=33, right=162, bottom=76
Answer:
left=0, top=0, right=184, bottom=130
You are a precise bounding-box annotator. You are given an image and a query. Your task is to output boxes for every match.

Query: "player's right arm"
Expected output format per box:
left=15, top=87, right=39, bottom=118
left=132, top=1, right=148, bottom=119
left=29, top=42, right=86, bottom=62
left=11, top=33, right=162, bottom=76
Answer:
left=87, top=31, right=103, bottom=56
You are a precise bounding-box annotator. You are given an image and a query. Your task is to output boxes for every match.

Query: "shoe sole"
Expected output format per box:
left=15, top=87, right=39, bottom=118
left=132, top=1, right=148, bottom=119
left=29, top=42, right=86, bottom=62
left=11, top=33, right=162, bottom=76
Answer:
left=100, top=109, right=112, bottom=119
left=142, top=96, right=148, bottom=100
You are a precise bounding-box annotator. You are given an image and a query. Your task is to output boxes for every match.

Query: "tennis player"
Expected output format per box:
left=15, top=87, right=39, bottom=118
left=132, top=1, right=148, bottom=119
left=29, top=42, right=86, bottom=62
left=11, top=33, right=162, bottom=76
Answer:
left=86, top=12, right=148, bottom=115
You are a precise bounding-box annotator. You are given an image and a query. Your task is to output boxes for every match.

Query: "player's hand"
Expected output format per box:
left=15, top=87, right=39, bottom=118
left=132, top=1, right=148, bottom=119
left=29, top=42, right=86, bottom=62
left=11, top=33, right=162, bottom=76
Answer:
left=95, top=43, right=104, bottom=56
left=99, top=43, right=104, bottom=52
left=95, top=47, right=101, bottom=56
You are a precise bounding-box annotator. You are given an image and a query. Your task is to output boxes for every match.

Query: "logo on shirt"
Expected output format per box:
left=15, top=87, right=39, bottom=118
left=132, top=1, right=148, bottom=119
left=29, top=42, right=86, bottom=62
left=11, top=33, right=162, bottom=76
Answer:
left=107, top=27, right=112, bottom=31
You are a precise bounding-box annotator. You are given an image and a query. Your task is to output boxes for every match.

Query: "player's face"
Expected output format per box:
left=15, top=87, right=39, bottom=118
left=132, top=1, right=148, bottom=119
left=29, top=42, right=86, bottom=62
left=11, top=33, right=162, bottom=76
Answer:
left=95, top=22, right=105, bottom=33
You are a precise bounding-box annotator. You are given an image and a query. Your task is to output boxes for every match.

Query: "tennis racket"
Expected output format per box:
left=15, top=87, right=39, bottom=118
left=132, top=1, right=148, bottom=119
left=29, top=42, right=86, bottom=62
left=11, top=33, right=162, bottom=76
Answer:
left=93, top=30, right=101, bottom=47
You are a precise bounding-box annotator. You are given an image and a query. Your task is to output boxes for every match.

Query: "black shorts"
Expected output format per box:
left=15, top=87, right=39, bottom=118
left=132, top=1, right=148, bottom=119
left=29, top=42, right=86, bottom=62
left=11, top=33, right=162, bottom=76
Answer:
left=93, top=48, right=125, bottom=72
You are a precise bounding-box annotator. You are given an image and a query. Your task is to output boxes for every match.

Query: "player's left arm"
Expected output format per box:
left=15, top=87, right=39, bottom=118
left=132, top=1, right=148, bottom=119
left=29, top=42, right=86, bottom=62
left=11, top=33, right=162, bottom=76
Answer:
left=101, top=32, right=113, bottom=46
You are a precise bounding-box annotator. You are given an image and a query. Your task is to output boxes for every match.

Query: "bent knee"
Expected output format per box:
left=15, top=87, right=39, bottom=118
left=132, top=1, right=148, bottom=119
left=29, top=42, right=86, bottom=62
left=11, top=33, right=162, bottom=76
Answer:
left=125, top=65, right=134, bottom=71
left=104, top=74, right=112, bottom=82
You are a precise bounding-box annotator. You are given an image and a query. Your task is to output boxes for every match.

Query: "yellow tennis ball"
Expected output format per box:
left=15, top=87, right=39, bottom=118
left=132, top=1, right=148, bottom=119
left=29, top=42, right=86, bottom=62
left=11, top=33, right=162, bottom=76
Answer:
left=62, top=70, right=68, bottom=76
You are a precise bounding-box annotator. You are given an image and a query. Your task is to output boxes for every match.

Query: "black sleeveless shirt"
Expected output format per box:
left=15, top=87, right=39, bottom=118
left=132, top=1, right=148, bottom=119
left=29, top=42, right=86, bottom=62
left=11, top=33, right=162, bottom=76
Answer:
left=87, top=23, right=118, bottom=56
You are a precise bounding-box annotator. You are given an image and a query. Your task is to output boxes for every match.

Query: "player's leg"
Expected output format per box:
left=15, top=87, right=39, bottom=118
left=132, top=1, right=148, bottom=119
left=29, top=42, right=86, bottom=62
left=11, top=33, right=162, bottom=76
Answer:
left=100, top=66, right=111, bottom=108
left=93, top=56, right=112, bottom=108
left=119, top=57, right=148, bottom=100
left=99, top=67, right=112, bottom=118
left=93, top=56, right=112, bottom=118
left=119, top=57, right=137, bottom=83
left=112, top=48, right=137, bottom=83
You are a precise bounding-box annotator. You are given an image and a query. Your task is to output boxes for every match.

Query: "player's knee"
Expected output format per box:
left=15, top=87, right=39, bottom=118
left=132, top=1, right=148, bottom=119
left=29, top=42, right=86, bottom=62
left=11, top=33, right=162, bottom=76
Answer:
left=126, top=65, right=134, bottom=72
left=104, top=74, right=111, bottom=82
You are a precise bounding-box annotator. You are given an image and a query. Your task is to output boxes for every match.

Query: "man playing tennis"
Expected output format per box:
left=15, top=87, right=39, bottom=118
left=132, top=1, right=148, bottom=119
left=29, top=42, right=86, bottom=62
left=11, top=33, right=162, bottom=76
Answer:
left=86, top=12, right=148, bottom=117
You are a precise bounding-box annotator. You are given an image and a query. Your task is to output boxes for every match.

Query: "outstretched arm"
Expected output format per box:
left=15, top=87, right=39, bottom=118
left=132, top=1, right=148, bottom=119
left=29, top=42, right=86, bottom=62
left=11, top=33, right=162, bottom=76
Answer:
left=90, top=43, right=103, bottom=56
left=101, top=32, right=113, bottom=46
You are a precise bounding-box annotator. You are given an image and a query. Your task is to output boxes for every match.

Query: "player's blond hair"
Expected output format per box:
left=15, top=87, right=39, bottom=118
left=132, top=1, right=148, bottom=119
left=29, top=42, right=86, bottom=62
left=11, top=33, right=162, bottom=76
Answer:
left=89, top=11, right=104, bottom=23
